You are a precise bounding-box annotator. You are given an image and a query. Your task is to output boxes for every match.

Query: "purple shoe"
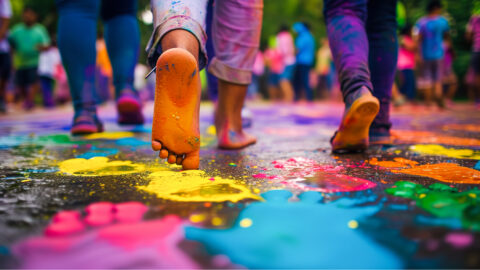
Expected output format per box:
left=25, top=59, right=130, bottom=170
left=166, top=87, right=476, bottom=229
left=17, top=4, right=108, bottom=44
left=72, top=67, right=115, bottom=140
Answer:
left=117, top=90, right=144, bottom=125
left=71, top=112, right=104, bottom=135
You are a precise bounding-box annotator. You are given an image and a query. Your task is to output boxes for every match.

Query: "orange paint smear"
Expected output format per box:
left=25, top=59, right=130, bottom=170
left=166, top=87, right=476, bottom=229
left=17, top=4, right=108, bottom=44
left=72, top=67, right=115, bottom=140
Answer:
left=369, top=157, right=418, bottom=168
left=392, top=130, right=480, bottom=147
left=442, top=124, right=480, bottom=133
left=392, top=163, right=480, bottom=184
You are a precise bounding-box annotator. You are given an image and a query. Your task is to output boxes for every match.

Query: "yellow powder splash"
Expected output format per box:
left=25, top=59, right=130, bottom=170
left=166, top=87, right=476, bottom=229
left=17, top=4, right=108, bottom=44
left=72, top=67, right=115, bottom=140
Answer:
left=392, top=163, right=480, bottom=184
left=410, top=144, right=480, bottom=160
left=84, top=131, right=135, bottom=140
left=369, top=157, right=418, bottom=168
left=58, top=157, right=147, bottom=176
left=137, top=170, right=262, bottom=202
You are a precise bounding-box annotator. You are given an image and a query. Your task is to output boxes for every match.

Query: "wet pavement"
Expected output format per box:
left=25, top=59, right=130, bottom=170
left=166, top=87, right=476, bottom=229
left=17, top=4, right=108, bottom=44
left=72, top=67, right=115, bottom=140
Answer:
left=0, top=101, right=480, bottom=268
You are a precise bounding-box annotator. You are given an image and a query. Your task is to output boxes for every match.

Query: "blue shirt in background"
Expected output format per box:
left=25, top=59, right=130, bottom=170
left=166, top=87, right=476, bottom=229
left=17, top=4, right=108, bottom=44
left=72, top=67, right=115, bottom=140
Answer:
left=293, top=22, right=315, bottom=65
left=415, top=15, right=449, bottom=60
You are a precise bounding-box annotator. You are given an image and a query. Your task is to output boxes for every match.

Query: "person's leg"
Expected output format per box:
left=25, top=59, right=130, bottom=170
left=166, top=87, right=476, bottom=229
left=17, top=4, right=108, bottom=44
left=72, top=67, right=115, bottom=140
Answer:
left=148, top=0, right=208, bottom=170
left=404, top=69, right=416, bottom=100
left=472, top=53, right=480, bottom=106
left=210, top=0, right=263, bottom=149
left=101, top=0, right=144, bottom=124
left=40, top=76, right=55, bottom=108
left=301, top=64, right=313, bottom=101
left=366, top=0, right=397, bottom=138
left=205, top=0, right=218, bottom=101
left=0, top=52, right=11, bottom=112
left=323, top=0, right=380, bottom=152
left=433, top=59, right=444, bottom=108
left=56, top=0, right=102, bottom=134
left=279, top=64, right=294, bottom=102
left=292, top=65, right=302, bottom=100
left=22, top=67, right=38, bottom=110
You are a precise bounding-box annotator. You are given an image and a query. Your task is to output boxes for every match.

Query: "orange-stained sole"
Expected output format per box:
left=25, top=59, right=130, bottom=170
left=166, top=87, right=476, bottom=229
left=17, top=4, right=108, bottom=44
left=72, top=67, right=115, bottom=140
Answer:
left=332, top=94, right=380, bottom=153
left=152, top=48, right=201, bottom=170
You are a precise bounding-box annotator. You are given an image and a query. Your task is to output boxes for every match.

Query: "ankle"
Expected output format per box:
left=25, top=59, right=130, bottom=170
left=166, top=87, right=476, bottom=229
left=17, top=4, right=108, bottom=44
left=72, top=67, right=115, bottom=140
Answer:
left=344, top=86, right=372, bottom=108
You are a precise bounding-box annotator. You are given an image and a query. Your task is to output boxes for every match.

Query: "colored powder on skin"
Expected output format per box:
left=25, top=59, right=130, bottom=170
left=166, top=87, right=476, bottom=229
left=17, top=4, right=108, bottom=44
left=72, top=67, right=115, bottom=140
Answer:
left=393, top=130, right=480, bottom=147
left=84, top=131, right=135, bottom=140
left=137, top=170, right=262, bottom=202
left=368, top=157, right=418, bottom=168
left=410, top=145, right=480, bottom=160
left=392, top=163, right=480, bottom=184
left=12, top=202, right=198, bottom=268
left=185, top=190, right=402, bottom=268
left=58, top=157, right=147, bottom=176
left=386, top=181, right=480, bottom=231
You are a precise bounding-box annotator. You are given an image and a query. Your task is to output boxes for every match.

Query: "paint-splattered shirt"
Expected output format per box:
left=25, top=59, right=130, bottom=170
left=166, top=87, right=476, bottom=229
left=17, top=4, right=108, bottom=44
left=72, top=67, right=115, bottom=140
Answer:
left=415, top=15, right=449, bottom=60
left=467, top=15, right=480, bottom=52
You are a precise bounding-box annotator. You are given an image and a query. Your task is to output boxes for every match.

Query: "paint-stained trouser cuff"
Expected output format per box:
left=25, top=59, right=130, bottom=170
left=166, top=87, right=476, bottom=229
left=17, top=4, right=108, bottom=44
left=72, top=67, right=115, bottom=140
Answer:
left=147, top=0, right=208, bottom=70
left=147, top=0, right=263, bottom=85
left=208, top=0, right=263, bottom=85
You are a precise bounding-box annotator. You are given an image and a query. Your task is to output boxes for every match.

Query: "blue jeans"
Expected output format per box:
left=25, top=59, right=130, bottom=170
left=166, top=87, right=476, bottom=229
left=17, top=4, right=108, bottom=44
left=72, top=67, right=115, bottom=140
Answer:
left=56, top=0, right=139, bottom=115
left=324, top=0, right=398, bottom=131
left=399, top=69, right=416, bottom=100
left=294, top=64, right=313, bottom=101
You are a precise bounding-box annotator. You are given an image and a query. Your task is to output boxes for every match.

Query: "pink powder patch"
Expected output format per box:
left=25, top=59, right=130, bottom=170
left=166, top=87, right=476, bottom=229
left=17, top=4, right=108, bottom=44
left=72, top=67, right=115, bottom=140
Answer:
left=13, top=202, right=198, bottom=269
left=267, top=157, right=376, bottom=193
left=445, top=232, right=474, bottom=249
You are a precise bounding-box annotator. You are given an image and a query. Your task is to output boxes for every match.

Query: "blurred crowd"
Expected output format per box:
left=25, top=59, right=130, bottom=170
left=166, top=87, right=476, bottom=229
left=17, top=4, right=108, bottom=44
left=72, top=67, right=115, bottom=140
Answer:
left=250, top=1, right=480, bottom=109
left=0, top=0, right=479, bottom=114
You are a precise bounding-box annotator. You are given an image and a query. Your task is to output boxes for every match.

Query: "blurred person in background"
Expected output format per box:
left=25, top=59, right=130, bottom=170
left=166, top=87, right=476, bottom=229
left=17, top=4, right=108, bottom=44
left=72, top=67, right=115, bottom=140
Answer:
left=414, top=0, right=450, bottom=108
left=95, top=34, right=113, bottom=103
left=441, top=39, right=457, bottom=106
left=247, top=49, right=264, bottom=101
left=397, top=25, right=416, bottom=102
left=8, top=6, right=50, bottom=110
left=264, top=37, right=285, bottom=101
left=315, top=38, right=333, bottom=99
left=56, top=0, right=143, bottom=135
left=293, top=22, right=315, bottom=101
left=276, top=25, right=295, bottom=102
left=0, top=0, right=11, bottom=113
left=38, top=34, right=61, bottom=108
left=466, top=6, right=480, bottom=108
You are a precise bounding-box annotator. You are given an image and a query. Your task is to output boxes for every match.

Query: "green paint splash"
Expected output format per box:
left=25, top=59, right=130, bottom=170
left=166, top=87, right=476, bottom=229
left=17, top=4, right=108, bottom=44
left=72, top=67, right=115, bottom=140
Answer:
left=387, top=181, right=480, bottom=231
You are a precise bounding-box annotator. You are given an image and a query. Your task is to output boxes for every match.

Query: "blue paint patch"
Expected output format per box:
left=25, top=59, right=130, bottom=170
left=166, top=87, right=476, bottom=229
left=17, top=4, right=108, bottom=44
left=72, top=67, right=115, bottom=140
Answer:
left=474, top=161, right=480, bottom=171
left=185, top=190, right=402, bottom=269
left=76, top=147, right=119, bottom=159
left=128, top=125, right=151, bottom=133
left=116, top=137, right=150, bottom=147
left=415, top=215, right=463, bottom=230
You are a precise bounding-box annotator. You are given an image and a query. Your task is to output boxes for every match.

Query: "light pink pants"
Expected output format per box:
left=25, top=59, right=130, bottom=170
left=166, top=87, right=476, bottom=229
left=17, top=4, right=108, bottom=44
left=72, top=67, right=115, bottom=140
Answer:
left=147, top=0, right=263, bottom=84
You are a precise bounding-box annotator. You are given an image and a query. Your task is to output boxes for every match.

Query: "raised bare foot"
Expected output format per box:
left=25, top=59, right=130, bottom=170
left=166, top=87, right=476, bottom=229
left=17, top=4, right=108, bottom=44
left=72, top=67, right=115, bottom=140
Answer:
left=331, top=87, right=379, bottom=153
left=151, top=48, right=201, bottom=170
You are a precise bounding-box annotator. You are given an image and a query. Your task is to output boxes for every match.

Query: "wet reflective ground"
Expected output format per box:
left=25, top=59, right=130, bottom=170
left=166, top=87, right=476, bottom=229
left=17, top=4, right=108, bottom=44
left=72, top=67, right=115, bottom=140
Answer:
left=1, top=101, right=480, bottom=268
